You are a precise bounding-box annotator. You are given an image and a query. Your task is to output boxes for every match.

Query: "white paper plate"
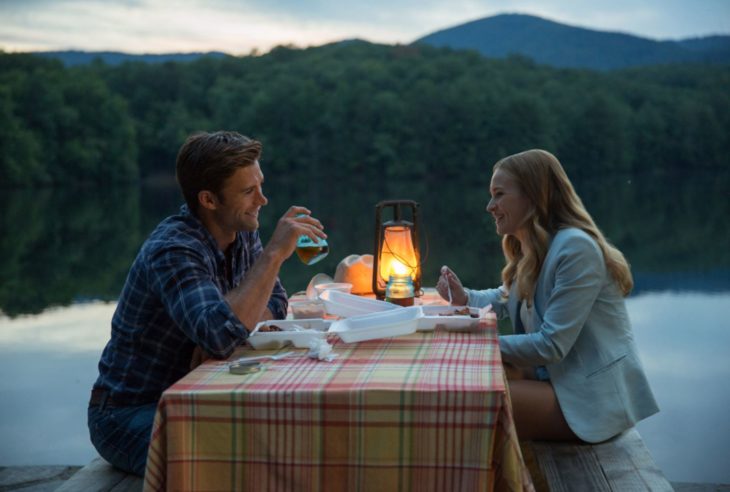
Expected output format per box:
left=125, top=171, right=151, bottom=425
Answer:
left=417, top=305, right=482, bottom=331
left=319, top=290, right=399, bottom=318
left=248, top=319, right=331, bottom=350
left=328, top=306, right=422, bottom=343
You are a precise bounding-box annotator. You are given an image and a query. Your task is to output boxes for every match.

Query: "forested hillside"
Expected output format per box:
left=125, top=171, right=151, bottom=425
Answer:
left=2, top=41, right=728, bottom=188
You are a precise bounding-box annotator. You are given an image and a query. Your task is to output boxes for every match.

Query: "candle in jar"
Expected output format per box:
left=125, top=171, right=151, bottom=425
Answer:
left=385, top=273, right=415, bottom=307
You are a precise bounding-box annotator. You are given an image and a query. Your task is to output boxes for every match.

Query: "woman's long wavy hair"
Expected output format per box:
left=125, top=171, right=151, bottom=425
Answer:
left=495, top=149, right=633, bottom=301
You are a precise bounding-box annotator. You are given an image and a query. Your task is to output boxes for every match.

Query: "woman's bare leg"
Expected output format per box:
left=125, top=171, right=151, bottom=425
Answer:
left=504, top=362, right=535, bottom=380
left=507, top=378, right=580, bottom=441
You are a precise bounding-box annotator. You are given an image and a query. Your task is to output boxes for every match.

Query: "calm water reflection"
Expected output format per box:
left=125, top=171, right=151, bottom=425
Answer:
left=0, top=303, right=114, bottom=466
left=1, top=173, right=729, bottom=483
left=631, top=293, right=730, bottom=484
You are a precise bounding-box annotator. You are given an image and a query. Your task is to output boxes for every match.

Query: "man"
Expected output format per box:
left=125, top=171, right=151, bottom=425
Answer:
left=87, top=131, right=326, bottom=476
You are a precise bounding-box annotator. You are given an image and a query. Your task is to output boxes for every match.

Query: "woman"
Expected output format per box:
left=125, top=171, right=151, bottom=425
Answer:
left=437, top=149, right=658, bottom=443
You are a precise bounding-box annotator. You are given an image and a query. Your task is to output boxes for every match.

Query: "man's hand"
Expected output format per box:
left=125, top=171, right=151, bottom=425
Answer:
left=225, top=208, right=327, bottom=332
left=265, top=206, right=327, bottom=262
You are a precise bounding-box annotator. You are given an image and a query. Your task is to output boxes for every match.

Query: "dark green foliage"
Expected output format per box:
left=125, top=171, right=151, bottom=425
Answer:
left=0, top=186, right=149, bottom=316
left=0, top=54, right=138, bottom=186
left=1, top=42, right=728, bottom=188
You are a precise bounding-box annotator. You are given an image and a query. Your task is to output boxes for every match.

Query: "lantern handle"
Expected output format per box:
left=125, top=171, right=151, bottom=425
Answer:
left=375, top=199, right=419, bottom=224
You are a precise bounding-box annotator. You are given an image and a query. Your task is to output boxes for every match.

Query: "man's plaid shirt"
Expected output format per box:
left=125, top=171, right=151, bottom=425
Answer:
left=93, top=205, right=287, bottom=403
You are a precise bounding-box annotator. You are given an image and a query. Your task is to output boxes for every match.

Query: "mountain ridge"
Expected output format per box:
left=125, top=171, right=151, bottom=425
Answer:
left=415, top=14, right=730, bottom=69
left=20, top=13, right=730, bottom=69
left=29, top=50, right=228, bottom=66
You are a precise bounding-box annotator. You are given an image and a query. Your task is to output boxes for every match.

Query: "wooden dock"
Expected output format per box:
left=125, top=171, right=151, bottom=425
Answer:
left=5, top=427, right=726, bottom=491
left=0, top=465, right=80, bottom=491
left=524, top=428, right=674, bottom=491
left=54, top=458, right=143, bottom=491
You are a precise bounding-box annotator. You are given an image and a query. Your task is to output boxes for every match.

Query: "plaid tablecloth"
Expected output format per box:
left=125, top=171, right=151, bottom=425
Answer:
left=144, top=325, right=533, bottom=491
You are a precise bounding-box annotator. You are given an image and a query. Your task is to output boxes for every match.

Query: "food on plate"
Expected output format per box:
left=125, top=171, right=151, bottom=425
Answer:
left=258, top=324, right=283, bottom=332
left=437, top=307, right=476, bottom=317
left=290, top=299, right=326, bottom=319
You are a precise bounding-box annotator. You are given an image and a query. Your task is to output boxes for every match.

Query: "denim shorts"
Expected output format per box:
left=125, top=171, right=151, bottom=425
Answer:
left=87, top=402, right=157, bottom=477
left=535, top=365, right=551, bottom=381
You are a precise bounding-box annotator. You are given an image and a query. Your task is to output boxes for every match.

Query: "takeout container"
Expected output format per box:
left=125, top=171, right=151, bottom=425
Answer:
left=328, top=306, right=422, bottom=343
left=289, top=299, right=326, bottom=319
left=417, top=305, right=481, bottom=331
left=314, top=282, right=353, bottom=298
left=248, top=319, right=331, bottom=350
left=319, top=290, right=399, bottom=318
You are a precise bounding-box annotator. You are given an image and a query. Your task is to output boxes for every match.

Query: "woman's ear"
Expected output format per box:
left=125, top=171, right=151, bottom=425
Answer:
left=197, top=190, right=218, bottom=212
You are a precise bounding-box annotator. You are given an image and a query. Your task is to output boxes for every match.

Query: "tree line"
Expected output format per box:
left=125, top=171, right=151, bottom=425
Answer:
left=1, top=41, right=729, bottom=187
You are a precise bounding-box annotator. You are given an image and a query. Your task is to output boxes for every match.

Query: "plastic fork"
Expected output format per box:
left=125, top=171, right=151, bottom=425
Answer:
left=232, top=351, right=296, bottom=365
left=442, top=266, right=453, bottom=306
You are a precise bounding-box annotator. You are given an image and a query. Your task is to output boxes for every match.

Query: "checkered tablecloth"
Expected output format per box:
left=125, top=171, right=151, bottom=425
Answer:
left=144, top=324, right=533, bottom=491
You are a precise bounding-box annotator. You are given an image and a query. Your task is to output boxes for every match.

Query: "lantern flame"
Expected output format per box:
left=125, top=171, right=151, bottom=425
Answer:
left=389, top=259, right=409, bottom=277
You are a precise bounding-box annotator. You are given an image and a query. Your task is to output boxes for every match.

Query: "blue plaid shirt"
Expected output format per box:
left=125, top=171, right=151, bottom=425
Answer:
left=93, top=205, right=288, bottom=403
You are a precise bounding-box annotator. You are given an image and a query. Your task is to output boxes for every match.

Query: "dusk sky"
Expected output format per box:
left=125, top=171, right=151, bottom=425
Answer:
left=1, top=0, right=729, bottom=55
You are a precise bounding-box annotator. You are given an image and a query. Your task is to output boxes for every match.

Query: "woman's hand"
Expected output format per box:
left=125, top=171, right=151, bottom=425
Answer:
left=436, top=265, right=468, bottom=306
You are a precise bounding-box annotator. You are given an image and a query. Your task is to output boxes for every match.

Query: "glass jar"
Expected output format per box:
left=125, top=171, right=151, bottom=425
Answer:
left=385, top=274, right=415, bottom=307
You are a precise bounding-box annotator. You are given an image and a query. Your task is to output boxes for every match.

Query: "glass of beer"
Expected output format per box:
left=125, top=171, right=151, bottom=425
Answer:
left=295, top=234, right=329, bottom=265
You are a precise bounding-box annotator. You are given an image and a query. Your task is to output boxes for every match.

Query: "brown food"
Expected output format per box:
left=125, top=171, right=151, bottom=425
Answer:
left=259, top=324, right=283, bottom=332
left=438, top=307, right=471, bottom=316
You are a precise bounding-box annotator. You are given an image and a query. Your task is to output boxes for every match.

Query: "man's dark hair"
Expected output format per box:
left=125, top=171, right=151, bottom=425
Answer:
left=176, top=131, right=262, bottom=215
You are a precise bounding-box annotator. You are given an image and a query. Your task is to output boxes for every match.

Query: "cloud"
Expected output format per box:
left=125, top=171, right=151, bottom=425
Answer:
left=1, top=0, right=729, bottom=54
left=1, top=0, right=393, bottom=53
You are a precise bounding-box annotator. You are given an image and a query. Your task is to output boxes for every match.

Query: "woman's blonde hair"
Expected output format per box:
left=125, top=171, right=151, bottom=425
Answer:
left=494, top=149, right=633, bottom=300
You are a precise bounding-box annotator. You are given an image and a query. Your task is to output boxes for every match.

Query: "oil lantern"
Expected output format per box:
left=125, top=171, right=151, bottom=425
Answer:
left=372, top=200, right=422, bottom=300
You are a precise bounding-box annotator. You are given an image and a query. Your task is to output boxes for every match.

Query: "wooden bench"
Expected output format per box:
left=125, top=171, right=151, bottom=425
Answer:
left=55, top=457, right=142, bottom=492
left=523, top=427, right=674, bottom=491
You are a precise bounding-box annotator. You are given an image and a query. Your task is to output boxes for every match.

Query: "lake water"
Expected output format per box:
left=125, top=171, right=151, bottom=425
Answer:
left=1, top=172, right=728, bottom=483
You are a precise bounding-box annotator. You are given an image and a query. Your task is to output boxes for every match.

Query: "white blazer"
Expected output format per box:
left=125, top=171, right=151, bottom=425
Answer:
left=467, top=228, right=659, bottom=442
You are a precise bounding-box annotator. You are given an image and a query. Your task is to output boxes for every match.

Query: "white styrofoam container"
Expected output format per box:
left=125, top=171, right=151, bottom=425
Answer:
left=417, top=305, right=481, bottom=331
left=319, top=290, right=399, bottom=318
left=328, top=306, right=422, bottom=343
left=248, top=319, right=331, bottom=350
left=289, top=299, right=326, bottom=319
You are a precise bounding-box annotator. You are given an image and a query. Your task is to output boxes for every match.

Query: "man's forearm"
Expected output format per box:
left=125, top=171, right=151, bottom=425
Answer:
left=225, top=249, right=285, bottom=332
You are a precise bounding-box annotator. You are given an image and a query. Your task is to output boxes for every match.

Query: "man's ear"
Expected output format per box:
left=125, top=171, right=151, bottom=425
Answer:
left=198, top=190, right=218, bottom=212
